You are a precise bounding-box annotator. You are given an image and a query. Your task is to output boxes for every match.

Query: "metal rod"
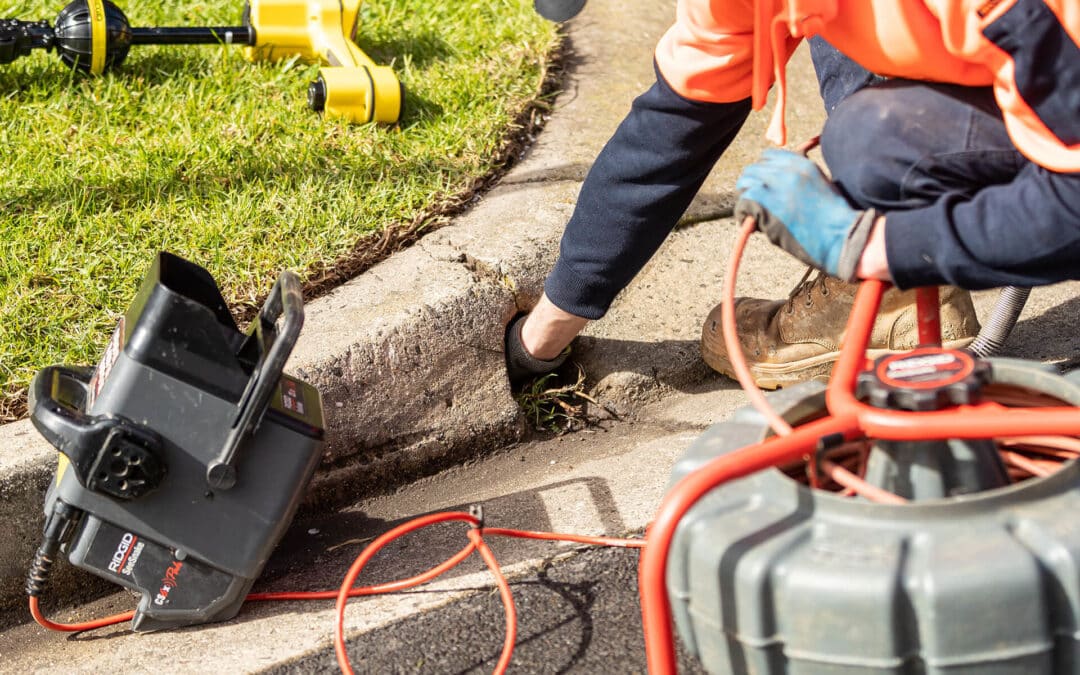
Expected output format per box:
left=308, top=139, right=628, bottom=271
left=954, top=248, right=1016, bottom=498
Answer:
left=130, top=26, right=252, bottom=46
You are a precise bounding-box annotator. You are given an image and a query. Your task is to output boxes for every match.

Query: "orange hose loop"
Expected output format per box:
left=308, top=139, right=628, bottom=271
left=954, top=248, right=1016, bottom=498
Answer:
left=819, top=457, right=907, bottom=504
left=29, top=596, right=133, bottom=632
left=723, top=218, right=794, bottom=437
left=333, top=511, right=481, bottom=675
left=329, top=513, right=644, bottom=675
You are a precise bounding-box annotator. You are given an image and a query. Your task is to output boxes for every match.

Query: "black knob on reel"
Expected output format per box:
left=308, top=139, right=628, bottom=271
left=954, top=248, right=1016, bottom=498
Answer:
left=53, top=0, right=132, bottom=73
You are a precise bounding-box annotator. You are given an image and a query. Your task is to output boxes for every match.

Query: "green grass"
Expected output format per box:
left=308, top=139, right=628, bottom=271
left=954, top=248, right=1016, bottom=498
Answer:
left=0, top=0, right=559, bottom=419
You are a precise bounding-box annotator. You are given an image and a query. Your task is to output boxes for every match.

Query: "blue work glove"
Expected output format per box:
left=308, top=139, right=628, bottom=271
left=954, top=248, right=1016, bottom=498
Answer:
left=734, top=149, right=879, bottom=281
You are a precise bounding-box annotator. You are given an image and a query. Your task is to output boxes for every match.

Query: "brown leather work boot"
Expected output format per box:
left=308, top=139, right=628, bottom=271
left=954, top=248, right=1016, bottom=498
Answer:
left=701, top=270, right=981, bottom=389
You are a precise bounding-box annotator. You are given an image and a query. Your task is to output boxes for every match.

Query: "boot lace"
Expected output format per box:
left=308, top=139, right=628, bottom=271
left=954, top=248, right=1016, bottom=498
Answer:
left=784, top=267, right=831, bottom=314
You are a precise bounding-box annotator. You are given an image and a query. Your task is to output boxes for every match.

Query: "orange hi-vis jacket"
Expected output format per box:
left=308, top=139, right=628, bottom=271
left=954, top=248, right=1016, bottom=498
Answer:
left=655, top=0, right=1080, bottom=172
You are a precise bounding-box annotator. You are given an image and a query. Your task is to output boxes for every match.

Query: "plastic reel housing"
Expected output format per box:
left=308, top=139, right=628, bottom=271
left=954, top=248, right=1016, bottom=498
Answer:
left=667, top=363, right=1080, bottom=674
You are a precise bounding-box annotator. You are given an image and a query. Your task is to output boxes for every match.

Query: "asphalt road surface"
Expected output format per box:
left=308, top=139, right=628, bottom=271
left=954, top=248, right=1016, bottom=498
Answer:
left=266, top=545, right=707, bottom=674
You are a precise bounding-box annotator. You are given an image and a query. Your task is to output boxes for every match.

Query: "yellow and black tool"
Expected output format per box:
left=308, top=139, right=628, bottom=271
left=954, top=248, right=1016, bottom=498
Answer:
left=243, top=0, right=402, bottom=124
left=0, top=0, right=402, bottom=124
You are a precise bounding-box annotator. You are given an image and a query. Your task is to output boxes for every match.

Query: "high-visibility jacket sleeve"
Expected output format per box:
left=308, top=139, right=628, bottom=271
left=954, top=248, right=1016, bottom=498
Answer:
left=654, top=0, right=759, bottom=104
left=661, top=0, right=1080, bottom=171
left=971, top=0, right=1080, bottom=172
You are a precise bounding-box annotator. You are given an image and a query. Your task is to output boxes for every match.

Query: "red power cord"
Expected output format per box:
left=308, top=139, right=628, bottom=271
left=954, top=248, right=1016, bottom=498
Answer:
left=29, top=512, right=645, bottom=674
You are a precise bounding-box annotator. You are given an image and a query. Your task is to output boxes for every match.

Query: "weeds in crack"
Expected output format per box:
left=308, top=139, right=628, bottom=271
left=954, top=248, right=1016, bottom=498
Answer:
left=515, top=364, right=612, bottom=434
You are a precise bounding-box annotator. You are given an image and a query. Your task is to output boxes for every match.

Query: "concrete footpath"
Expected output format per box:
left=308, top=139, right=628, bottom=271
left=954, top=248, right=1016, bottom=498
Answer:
left=3, top=0, right=1080, bottom=669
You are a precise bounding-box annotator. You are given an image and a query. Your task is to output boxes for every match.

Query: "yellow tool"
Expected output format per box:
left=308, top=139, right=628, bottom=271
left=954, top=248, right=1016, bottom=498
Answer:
left=242, top=0, right=403, bottom=124
left=0, top=0, right=403, bottom=124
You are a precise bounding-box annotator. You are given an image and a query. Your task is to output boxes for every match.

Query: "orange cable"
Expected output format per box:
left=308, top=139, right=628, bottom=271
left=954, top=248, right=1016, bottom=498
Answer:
left=818, top=457, right=907, bottom=504
left=722, top=217, right=793, bottom=437
left=481, top=527, right=645, bottom=549
left=28, top=595, right=133, bottom=632
left=998, top=449, right=1055, bottom=477
left=1000, top=435, right=1080, bottom=455
left=467, top=528, right=517, bottom=675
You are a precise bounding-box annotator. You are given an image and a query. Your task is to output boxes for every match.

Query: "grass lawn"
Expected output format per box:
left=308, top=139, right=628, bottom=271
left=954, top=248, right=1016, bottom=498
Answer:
left=0, top=0, right=560, bottom=420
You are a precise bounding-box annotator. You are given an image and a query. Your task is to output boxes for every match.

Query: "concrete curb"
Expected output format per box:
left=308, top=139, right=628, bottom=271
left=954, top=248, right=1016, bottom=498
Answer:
left=0, top=3, right=680, bottom=622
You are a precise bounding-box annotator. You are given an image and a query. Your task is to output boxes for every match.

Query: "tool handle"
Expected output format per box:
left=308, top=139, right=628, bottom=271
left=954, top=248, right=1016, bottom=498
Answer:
left=29, top=366, right=164, bottom=499
left=29, top=366, right=99, bottom=466
left=206, top=270, right=305, bottom=489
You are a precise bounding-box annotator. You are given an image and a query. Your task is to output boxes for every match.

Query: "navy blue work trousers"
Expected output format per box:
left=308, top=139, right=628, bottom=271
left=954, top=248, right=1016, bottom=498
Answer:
left=812, top=38, right=1080, bottom=290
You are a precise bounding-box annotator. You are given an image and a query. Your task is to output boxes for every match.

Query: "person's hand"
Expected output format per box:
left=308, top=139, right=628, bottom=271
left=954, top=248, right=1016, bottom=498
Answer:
left=735, top=149, right=879, bottom=281
left=504, top=294, right=588, bottom=385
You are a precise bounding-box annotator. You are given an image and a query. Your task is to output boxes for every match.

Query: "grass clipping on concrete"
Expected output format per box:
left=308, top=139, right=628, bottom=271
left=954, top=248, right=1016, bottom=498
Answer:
left=0, top=0, right=559, bottom=421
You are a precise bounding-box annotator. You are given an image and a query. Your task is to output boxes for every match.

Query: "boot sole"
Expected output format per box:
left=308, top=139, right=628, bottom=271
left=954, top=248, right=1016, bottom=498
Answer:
left=705, top=337, right=976, bottom=390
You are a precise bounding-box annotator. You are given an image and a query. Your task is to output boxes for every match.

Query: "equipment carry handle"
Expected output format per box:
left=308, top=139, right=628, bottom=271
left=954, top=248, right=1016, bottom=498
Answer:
left=29, top=365, right=97, bottom=459
left=206, top=270, right=305, bottom=490
left=29, top=365, right=164, bottom=499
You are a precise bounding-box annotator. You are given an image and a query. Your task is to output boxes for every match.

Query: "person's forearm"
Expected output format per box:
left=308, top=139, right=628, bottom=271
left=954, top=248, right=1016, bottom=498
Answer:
left=520, top=293, right=589, bottom=360
left=883, top=170, right=1080, bottom=289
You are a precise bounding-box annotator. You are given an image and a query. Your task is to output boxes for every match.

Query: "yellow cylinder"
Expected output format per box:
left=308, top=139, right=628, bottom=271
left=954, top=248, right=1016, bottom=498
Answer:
left=367, top=65, right=403, bottom=124
left=314, top=65, right=402, bottom=124
left=317, top=66, right=373, bottom=124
